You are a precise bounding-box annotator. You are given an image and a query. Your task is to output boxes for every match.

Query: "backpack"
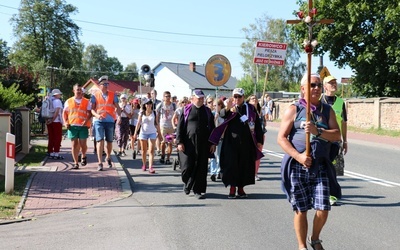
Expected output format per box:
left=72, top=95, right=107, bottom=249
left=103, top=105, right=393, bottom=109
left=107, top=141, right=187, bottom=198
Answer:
left=40, top=97, right=54, bottom=119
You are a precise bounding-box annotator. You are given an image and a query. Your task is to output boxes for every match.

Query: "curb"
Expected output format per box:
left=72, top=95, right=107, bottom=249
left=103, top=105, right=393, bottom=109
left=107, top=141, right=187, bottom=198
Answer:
left=111, top=153, right=133, bottom=199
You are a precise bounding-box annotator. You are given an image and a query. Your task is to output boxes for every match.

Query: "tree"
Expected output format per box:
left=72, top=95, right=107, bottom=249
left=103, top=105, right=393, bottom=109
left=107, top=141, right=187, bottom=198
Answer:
left=124, top=63, right=139, bottom=81
left=82, top=44, right=108, bottom=77
left=240, top=14, right=306, bottom=94
left=9, top=0, right=82, bottom=70
left=290, top=0, right=400, bottom=97
left=0, top=83, right=35, bottom=111
left=0, top=39, right=10, bottom=70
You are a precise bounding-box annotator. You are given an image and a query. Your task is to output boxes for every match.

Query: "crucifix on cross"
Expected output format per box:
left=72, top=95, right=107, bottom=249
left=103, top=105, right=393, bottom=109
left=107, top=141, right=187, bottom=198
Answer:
left=287, top=0, right=334, bottom=156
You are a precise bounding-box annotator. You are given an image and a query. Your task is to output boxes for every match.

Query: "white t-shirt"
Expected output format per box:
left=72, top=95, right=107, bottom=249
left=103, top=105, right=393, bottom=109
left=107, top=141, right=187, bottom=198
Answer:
left=52, top=97, right=64, bottom=123
left=139, top=111, right=157, bottom=135
left=119, top=103, right=132, bottom=118
left=156, top=102, right=175, bottom=128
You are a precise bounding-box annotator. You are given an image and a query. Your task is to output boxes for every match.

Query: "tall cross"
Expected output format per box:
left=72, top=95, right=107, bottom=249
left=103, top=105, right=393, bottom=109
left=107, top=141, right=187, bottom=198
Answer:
left=287, top=0, right=334, bottom=156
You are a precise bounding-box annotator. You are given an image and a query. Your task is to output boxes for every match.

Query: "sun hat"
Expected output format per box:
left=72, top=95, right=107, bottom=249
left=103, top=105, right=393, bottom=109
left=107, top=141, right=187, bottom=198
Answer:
left=51, top=89, right=62, bottom=96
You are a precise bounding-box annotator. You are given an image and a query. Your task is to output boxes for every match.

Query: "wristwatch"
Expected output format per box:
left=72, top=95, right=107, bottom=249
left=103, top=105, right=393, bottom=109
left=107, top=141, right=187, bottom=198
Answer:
left=316, top=127, right=323, bottom=137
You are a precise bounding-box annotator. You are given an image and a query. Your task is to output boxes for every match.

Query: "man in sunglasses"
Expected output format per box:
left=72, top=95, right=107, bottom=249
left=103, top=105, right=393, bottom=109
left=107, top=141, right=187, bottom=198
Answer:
left=209, top=88, right=264, bottom=199
left=91, top=75, right=121, bottom=171
left=277, top=73, right=341, bottom=250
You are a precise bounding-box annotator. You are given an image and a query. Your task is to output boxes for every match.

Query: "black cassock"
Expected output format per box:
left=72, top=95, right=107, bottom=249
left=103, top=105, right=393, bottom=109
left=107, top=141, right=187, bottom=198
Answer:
left=220, top=104, right=263, bottom=188
left=176, top=105, right=214, bottom=194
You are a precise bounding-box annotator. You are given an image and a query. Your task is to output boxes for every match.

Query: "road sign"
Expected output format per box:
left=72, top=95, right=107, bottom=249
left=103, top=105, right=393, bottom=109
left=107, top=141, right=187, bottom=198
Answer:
left=205, top=54, right=232, bottom=87
left=253, top=41, right=288, bottom=66
left=319, top=66, right=331, bottom=81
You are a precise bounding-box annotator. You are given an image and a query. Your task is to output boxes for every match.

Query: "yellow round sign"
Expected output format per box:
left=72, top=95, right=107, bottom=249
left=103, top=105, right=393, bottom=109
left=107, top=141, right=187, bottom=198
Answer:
left=205, top=54, right=232, bottom=87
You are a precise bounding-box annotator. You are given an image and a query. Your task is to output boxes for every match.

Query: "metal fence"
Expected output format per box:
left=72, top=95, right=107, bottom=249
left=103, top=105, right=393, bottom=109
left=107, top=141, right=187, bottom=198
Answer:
left=30, top=111, right=45, bottom=135
left=10, top=110, right=23, bottom=153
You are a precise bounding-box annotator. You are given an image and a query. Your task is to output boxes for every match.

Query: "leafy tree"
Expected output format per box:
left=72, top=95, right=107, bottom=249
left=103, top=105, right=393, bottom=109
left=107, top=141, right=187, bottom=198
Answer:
left=240, top=14, right=306, bottom=94
left=124, top=63, right=139, bottom=81
left=82, top=44, right=109, bottom=78
left=290, top=0, right=400, bottom=97
left=9, top=0, right=82, bottom=70
left=106, top=57, right=124, bottom=80
left=0, top=83, right=35, bottom=111
left=0, top=39, right=10, bottom=70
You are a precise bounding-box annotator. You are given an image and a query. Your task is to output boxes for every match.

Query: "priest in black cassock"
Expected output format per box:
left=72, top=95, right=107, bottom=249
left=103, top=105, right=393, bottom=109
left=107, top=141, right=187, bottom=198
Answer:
left=176, top=89, right=216, bottom=199
left=209, top=88, right=264, bottom=198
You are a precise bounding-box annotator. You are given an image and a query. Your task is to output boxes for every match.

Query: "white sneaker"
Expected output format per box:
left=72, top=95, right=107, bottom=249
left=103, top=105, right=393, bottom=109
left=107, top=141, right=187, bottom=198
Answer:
left=255, top=175, right=261, bottom=181
left=330, top=196, right=338, bottom=205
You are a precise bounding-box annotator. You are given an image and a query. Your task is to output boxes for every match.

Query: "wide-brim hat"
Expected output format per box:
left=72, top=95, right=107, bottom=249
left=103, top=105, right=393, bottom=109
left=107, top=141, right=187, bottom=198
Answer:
left=51, top=89, right=62, bottom=96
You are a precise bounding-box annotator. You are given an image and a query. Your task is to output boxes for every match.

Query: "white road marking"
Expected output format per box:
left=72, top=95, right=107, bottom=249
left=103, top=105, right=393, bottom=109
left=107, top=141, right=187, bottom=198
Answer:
left=264, top=150, right=400, bottom=188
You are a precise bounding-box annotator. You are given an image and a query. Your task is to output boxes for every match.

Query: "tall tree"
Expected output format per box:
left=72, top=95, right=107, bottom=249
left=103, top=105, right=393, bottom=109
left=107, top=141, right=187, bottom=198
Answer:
left=82, top=44, right=108, bottom=77
left=124, top=63, right=139, bottom=81
left=0, top=39, right=10, bottom=70
left=291, top=0, right=400, bottom=97
left=240, top=14, right=305, bottom=93
left=9, top=0, right=82, bottom=70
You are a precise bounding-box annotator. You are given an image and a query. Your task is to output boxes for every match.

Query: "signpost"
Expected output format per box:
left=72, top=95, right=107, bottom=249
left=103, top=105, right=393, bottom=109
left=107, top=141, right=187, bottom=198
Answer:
left=5, top=133, right=15, bottom=194
left=253, top=41, right=288, bottom=105
left=205, top=54, right=232, bottom=98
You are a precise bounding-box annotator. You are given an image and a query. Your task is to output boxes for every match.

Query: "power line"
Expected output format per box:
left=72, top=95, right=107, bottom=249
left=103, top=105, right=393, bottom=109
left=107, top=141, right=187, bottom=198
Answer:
left=0, top=4, right=245, bottom=40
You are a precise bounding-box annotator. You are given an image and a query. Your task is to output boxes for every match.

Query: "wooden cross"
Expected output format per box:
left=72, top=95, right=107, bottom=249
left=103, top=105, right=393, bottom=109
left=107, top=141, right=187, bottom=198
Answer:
left=287, top=0, right=334, bottom=156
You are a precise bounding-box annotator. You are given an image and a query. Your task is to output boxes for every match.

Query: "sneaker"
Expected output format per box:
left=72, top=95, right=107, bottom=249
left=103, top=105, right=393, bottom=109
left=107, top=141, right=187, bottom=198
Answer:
left=121, top=151, right=126, bottom=157
left=149, top=167, right=155, bottom=174
left=97, top=163, right=103, bottom=171
left=107, top=158, right=112, bottom=168
left=81, top=157, right=87, bottom=166
left=165, top=159, right=171, bottom=165
left=160, top=156, right=165, bottom=164
left=217, top=173, right=221, bottom=179
left=117, top=152, right=122, bottom=156
left=157, top=150, right=161, bottom=156
left=71, top=163, right=79, bottom=169
left=237, top=192, right=248, bottom=198
left=255, top=175, right=261, bottom=181
left=330, top=195, right=338, bottom=206
left=141, top=165, right=147, bottom=171
left=228, top=186, right=236, bottom=199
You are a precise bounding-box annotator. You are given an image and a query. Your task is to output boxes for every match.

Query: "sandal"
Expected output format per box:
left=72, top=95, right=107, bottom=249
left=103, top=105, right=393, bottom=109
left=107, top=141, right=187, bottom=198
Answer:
left=307, top=236, right=324, bottom=250
left=81, top=157, right=87, bottom=166
left=71, top=163, right=79, bottom=169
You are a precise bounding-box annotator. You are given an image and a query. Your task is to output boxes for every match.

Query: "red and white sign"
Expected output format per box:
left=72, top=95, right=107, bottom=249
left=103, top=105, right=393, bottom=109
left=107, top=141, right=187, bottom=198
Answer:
left=253, top=41, right=288, bottom=66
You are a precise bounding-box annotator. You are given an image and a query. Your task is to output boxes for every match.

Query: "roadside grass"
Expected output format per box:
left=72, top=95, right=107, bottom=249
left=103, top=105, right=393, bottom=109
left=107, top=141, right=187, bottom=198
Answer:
left=348, top=126, right=400, bottom=137
left=15, top=144, right=48, bottom=167
left=0, top=144, right=47, bottom=220
left=0, top=173, right=31, bottom=220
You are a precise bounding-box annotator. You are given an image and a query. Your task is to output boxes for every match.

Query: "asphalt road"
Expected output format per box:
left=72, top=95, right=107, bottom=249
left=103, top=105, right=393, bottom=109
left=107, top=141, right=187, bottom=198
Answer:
left=1, top=127, right=399, bottom=249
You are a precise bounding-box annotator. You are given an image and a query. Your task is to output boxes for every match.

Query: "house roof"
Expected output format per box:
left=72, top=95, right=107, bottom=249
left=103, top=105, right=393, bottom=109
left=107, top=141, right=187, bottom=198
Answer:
left=154, top=62, right=238, bottom=90
left=83, top=78, right=140, bottom=95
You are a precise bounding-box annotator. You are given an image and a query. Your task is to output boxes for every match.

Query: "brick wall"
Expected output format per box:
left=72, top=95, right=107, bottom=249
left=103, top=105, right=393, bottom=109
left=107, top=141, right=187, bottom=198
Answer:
left=274, top=98, right=400, bottom=130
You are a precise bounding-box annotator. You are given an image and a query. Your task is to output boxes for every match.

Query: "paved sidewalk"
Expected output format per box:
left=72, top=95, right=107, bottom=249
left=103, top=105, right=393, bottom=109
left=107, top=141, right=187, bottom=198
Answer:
left=15, top=137, right=132, bottom=219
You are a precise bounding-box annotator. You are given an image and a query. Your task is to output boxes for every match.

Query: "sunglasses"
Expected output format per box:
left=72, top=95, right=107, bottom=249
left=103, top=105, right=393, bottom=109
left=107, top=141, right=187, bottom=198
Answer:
left=233, top=95, right=243, bottom=98
left=100, top=82, right=109, bottom=86
left=310, top=83, right=322, bottom=88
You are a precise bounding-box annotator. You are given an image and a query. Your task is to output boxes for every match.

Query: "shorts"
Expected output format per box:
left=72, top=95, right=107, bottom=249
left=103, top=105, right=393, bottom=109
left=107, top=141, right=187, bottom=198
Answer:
left=68, top=126, right=89, bottom=140
left=289, top=162, right=330, bottom=212
left=129, top=125, right=136, bottom=136
left=161, top=127, right=175, bottom=143
left=138, top=133, right=157, bottom=140
left=94, top=121, right=115, bottom=142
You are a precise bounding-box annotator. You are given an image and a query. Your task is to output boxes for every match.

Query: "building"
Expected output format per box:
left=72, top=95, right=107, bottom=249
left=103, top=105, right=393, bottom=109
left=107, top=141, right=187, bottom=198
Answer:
left=82, top=78, right=151, bottom=98
left=151, top=62, right=238, bottom=99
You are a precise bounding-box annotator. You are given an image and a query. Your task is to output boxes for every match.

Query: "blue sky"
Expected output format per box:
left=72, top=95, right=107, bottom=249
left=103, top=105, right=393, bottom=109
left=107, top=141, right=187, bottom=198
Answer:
left=0, top=0, right=352, bottom=80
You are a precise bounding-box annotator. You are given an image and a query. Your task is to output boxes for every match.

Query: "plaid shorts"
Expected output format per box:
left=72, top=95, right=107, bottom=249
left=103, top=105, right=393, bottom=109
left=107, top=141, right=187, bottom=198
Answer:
left=289, top=162, right=331, bottom=212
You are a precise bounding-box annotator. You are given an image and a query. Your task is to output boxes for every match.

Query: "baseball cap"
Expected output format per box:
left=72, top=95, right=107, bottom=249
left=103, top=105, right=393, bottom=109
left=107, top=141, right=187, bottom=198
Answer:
left=120, top=94, right=127, bottom=99
left=232, top=88, right=244, bottom=96
left=98, top=75, right=108, bottom=83
left=323, top=75, right=337, bottom=84
left=193, top=89, right=205, bottom=98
